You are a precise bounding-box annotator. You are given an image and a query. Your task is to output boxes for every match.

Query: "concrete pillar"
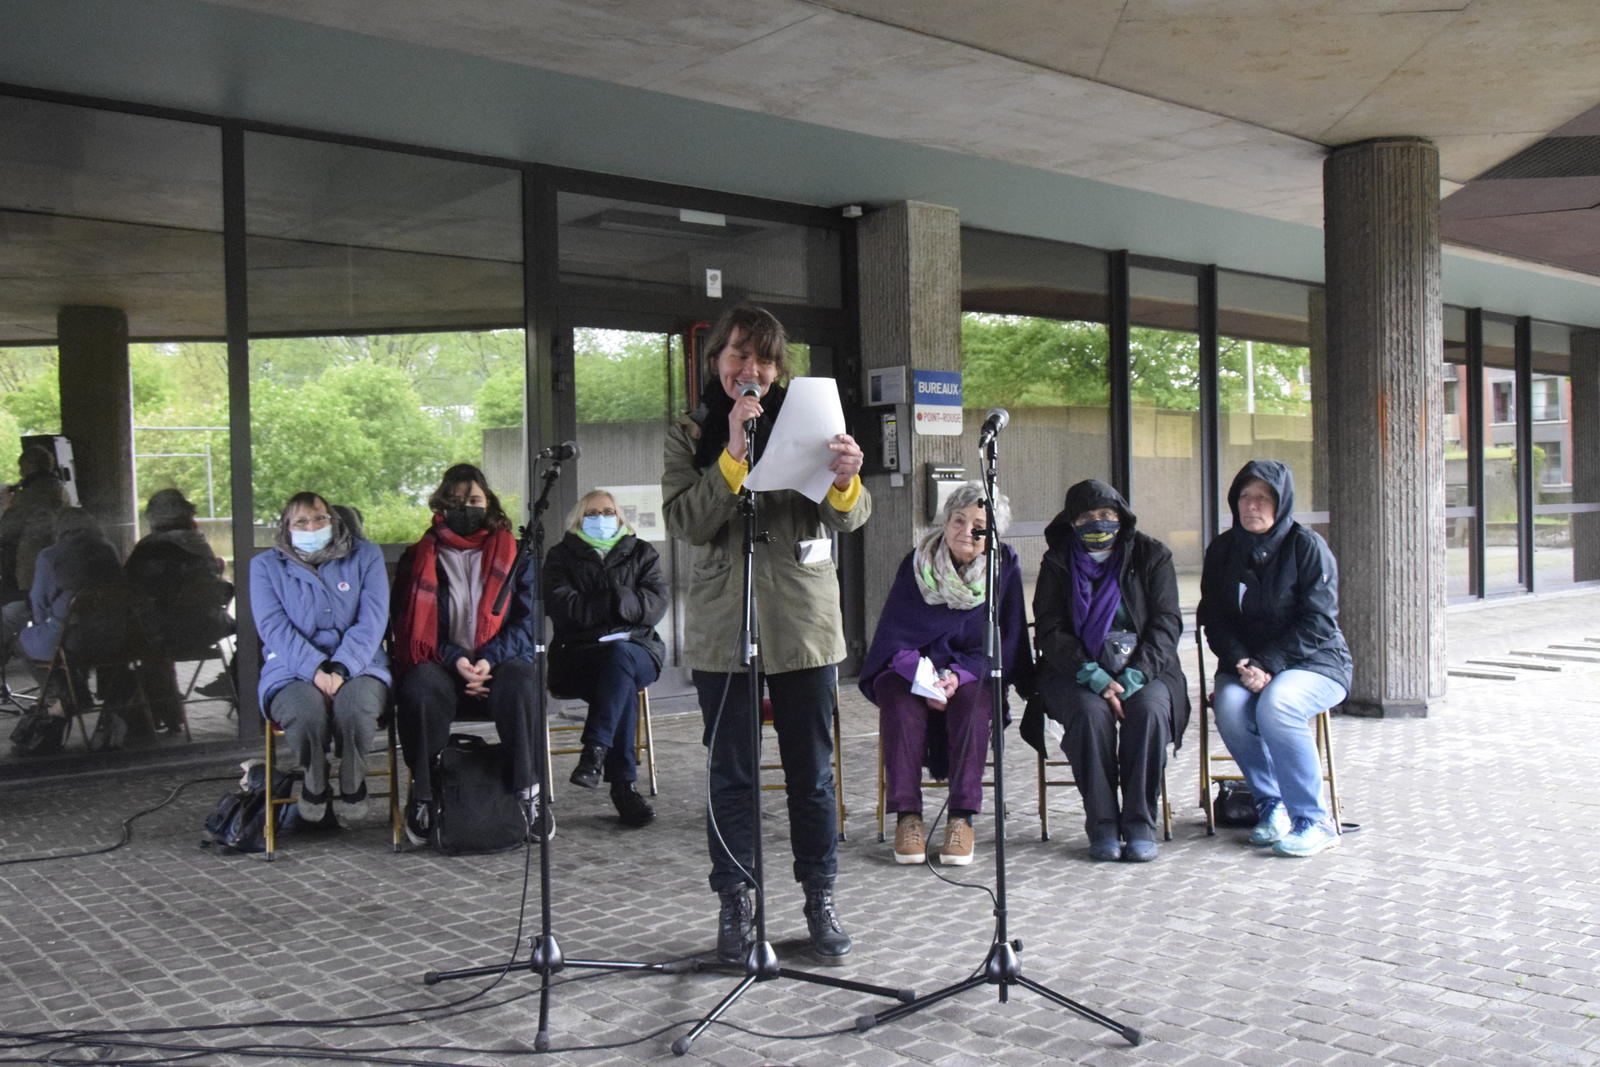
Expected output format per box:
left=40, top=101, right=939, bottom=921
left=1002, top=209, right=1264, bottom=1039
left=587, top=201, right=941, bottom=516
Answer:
left=1307, top=289, right=1329, bottom=512
left=57, top=306, right=137, bottom=552
left=857, top=201, right=962, bottom=641
left=1324, top=138, right=1444, bottom=717
left=1571, top=330, right=1600, bottom=581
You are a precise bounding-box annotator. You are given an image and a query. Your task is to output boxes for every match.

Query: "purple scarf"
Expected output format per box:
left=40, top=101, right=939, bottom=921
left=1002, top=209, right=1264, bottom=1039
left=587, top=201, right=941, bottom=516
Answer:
left=1069, top=539, right=1123, bottom=659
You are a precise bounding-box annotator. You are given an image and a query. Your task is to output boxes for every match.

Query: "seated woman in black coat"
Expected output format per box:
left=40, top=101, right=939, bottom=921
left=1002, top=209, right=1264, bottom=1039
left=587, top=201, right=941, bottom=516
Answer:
left=1025, top=479, right=1188, bottom=863
left=543, top=489, right=668, bottom=828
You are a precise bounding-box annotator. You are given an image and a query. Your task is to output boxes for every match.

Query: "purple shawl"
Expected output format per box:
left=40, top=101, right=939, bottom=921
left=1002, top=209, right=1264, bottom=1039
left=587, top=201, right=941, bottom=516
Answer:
left=859, top=543, right=1031, bottom=708
left=1069, top=538, right=1124, bottom=659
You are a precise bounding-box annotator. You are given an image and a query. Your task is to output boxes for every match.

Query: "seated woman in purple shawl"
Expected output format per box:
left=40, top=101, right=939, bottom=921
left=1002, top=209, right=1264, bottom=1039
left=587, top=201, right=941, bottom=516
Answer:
left=1023, top=479, right=1188, bottom=863
left=859, top=482, right=1031, bottom=868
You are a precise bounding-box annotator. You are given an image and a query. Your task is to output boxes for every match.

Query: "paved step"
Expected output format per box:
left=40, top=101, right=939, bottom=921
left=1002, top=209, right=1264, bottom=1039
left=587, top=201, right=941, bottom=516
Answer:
left=1447, top=666, right=1519, bottom=681
left=1466, top=657, right=1564, bottom=671
left=1543, top=644, right=1600, bottom=656
left=1512, top=648, right=1600, bottom=662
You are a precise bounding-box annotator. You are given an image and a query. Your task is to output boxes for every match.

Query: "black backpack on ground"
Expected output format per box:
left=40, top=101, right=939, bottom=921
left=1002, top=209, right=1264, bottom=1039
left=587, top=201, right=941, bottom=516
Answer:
left=430, top=733, right=526, bottom=855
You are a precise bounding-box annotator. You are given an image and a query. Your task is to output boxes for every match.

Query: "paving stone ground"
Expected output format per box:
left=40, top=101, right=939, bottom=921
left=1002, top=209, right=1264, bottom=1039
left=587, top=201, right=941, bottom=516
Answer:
left=3, top=591, right=1600, bottom=1065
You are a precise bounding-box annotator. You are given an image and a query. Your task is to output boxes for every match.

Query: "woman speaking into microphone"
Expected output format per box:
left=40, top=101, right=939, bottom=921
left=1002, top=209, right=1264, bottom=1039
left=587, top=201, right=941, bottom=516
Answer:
left=661, top=304, right=869, bottom=968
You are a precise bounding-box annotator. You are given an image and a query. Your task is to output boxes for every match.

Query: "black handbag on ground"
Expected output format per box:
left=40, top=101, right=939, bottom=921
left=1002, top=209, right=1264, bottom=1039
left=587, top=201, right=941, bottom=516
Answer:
left=1100, top=629, right=1138, bottom=675
left=202, top=761, right=295, bottom=853
left=10, top=704, right=69, bottom=757
left=430, top=733, right=526, bottom=855
left=1213, top=779, right=1257, bottom=827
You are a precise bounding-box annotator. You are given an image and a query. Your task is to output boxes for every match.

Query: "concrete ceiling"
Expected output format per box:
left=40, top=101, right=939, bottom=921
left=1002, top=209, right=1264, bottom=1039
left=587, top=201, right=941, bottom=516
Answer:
left=194, top=0, right=1600, bottom=275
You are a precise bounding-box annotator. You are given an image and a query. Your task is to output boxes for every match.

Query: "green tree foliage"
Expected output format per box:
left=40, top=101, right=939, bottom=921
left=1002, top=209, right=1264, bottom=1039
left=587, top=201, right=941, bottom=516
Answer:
left=476, top=370, right=524, bottom=429
left=1218, top=337, right=1311, bottom=415
left=574, top=329, right=670, bottom=423
left=961, top=313, right=1311, bottom=417
left=961, top=313, right=1108, bottom=409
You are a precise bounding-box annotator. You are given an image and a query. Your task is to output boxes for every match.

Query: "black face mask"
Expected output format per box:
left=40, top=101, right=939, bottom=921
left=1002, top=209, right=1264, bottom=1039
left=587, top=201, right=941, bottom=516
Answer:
left=443, top=506, right=487, bottom=536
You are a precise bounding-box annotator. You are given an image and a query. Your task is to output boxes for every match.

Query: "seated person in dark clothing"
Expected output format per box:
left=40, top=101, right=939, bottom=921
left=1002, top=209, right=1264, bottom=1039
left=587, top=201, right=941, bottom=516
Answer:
left=16, top=508, right=131, bottom=748
left=1, top=446, right=65, bottom=671
left=124, top=488, right=234, bottom=732
left=1024, top=479, right=1189, bottom=864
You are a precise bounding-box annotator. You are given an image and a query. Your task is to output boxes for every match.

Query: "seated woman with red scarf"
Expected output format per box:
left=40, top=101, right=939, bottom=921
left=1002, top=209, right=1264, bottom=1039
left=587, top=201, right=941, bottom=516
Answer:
left=393, top=463, right=544, bottom=845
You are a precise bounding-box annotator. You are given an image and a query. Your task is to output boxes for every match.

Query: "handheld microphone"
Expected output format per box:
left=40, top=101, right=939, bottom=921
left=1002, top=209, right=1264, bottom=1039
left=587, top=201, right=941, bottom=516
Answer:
left=537, top=441, right=580, bottom=461
left=737, top=381, right=762, bottom=399
left=978, top=407, right=1010, bottom=448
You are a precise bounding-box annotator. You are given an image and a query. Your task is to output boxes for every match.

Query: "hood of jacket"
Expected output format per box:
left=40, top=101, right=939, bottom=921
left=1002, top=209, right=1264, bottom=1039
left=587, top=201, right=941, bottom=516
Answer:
left=1227, top=459, right=1297, bottom=567
left=1042, top=478, right=1138, bottom=554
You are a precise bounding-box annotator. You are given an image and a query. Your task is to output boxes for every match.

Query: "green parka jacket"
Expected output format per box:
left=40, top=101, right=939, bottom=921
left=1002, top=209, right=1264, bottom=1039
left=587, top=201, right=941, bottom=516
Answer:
left=662, top=415, right=871, bottom=674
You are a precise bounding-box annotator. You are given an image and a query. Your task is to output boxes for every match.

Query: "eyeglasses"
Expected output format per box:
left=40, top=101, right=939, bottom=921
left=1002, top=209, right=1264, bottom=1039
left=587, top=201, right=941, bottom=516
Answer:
left=583, top=507, right=619, bottom=518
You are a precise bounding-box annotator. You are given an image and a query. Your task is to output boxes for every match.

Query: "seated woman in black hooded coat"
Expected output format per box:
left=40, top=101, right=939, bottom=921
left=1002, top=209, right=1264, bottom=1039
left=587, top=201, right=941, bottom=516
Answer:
left=1024, top=479, right=1188, bottom=863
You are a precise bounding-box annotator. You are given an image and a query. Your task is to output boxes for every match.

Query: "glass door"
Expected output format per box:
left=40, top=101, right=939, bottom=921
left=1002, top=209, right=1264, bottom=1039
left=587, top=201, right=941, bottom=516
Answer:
left=558, top=320, right=692, bottom=694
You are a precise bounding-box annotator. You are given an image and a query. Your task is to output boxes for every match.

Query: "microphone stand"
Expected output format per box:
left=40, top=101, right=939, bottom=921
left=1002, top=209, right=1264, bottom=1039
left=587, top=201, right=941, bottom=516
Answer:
left=853, top=428, right=1142, bottom=1047
left=672, top=412, right=911, bottom=1057
left=423, top=454, right=681, bottom=1052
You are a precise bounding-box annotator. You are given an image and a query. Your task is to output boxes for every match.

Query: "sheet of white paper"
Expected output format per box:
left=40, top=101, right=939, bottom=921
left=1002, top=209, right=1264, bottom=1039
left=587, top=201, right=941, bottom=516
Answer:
left=744, top=376, right=847, bottom=502
left=909, top=655, right=944, bottom=700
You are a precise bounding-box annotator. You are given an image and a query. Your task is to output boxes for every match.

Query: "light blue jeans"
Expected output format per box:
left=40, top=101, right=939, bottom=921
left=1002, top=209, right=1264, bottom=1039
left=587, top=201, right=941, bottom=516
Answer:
left=1212, top=670, right=1347, bottom=827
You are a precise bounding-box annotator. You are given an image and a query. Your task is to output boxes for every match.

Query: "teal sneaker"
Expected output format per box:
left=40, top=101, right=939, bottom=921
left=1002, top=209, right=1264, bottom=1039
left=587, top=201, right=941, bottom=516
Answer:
left=1272, top=817, right=1339, bottom=857
left=1247, top=802, right=1291, bottom=846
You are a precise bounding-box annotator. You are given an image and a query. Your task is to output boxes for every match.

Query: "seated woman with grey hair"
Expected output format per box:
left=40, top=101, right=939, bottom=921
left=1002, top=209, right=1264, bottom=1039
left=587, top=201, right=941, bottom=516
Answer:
left=250, top=492, right=390, bottom=824
left=1024, top=479, right=1187, bottom=863
left=858, top=482, right=1031, bottom=867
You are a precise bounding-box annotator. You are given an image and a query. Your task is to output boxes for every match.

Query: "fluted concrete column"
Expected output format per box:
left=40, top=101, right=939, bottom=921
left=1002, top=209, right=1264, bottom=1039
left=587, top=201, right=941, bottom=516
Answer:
left=57, top=306, right=137, bottom=552
left=1307, top=290, right=1329, bottom=511
left=857, top=201, right=961, bottom=641
left=1571, top=330, right=1600, bottom=581
left=1324, top=138, right=1444, bottom=717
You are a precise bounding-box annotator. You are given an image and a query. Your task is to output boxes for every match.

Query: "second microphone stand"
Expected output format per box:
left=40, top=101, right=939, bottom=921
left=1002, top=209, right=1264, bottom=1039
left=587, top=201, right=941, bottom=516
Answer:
left=422, top=455, right=682, bottom=1051
left=853, top=431, right=1142, bottom=1047
left=672, top=414, right=910, bottom=1056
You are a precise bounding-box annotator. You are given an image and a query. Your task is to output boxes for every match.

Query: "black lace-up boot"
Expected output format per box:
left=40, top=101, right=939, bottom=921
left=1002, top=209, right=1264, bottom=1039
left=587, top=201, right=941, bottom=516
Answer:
left=716, top=885, right=755, bottom=964
left=801, top=877, right=852, bottom=966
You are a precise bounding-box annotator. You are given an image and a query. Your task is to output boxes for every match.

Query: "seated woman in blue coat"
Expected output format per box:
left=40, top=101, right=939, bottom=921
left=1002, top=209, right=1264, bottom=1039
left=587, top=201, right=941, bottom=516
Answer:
left=392, top=463, right=542, bottom=845
left=250, top=492, right=390, bottom=825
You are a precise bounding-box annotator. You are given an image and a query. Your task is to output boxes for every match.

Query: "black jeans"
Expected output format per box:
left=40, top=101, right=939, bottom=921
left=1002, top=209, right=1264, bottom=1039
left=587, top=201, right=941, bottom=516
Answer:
left=396, top=659, right=539, bottom=800
left=694, top=665, right=838, bottom=893
left=1037, top=668, right=1171, bottom=842
left=547, top=640, right=659, bottom=782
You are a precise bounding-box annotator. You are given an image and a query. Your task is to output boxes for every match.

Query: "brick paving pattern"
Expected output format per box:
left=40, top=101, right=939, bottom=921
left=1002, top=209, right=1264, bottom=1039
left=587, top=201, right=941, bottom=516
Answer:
left=3, top=591, right=1600, bottom=1064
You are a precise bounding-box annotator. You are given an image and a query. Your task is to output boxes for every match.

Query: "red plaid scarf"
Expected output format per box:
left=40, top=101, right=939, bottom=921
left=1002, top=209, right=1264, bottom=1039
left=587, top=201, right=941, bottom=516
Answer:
left=396, top=516, right=517, bottom=671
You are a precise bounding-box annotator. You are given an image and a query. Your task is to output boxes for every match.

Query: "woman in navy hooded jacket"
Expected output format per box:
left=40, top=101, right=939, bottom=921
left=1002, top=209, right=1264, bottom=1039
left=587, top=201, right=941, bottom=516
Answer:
left=1025, top=479, right=1187, bottom=863
left=250, top=492, right=390, bottom=824
left=1198, top=460, right=1352, bottom=858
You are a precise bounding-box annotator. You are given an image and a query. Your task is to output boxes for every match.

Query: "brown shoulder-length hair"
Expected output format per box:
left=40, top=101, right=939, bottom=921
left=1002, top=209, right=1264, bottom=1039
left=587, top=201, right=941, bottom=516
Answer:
left=427, top=463, right=511, bottom=532
left=702, top=304, right=790, bottom=383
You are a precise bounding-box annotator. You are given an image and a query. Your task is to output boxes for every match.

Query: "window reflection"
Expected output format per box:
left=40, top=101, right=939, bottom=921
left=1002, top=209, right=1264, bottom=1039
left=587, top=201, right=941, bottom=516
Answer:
left=0, top=98, right=231, bottom=766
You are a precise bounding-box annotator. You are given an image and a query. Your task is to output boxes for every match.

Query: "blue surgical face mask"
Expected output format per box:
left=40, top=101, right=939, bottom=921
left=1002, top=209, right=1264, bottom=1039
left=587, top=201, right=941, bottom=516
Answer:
left=581, top=515, right=620, bottom=540
left=291, top=526, right=333, bottom=554
left=1074, top=519, right=1120, bottom=551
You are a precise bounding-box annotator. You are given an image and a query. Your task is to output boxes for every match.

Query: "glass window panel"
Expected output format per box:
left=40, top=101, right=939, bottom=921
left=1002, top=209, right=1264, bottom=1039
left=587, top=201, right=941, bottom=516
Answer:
left=1129, top=265, right=1202, bottom=610
left=1529, top=320, right=1586, bottom=591
left=1482, top=315, right=1523, bottom=594
left=1442, top=306, right=1475, bottom=598
left=0, top=95, right=231, bottom=765
left=959, top=230, right=1112, bottom=596
left=245, top=135, right=525, bottom=545
left=557, top=193, right=840, bottom=308
left=1217, top=272, right=1323, bottom=526
left=569, top=328, right=684, bottom=664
